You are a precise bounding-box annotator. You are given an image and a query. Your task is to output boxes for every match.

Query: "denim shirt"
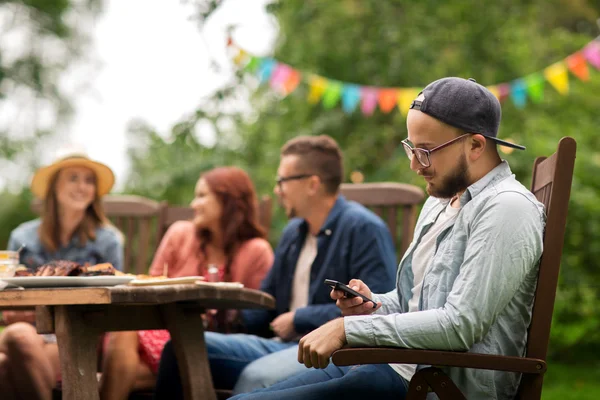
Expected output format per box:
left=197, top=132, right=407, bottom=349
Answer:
left=242, top=195, right=397, bottom=338
left=8, top=219, right=124, bottom=271
left=345, top=161, right=545, bottom=400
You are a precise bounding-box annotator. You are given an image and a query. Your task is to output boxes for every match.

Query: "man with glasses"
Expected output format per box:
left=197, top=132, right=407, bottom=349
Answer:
left=231, top=77, right=545, bottom=400
left=154, top=135, right=397, bottom=398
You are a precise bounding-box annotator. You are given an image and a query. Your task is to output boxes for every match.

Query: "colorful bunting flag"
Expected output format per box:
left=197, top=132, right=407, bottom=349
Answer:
left=341, top=85, right=361, bottom=113
left=510, top=79, right=527, bottom=108
left=583, top=41, right=600, bottom=69
left=398, top=89, right=420, bottom=116
left=283, top=70, right=301, bottom=95
left=229, top=37, right=599, bottom=115
left=378, top=89, right=398, bottom=113
left=566, top=52, right=590, bottom=81
left=544, top=62, right=569, bottom=95
left=307, top=76, right=327, bottom=104
left=524, top=73, right=545, bottom=103
left=322, top=81, right=343, bottom=109
left=257, top=58, right=276, bottom=84
left=360, top=88, right=378, bottom=116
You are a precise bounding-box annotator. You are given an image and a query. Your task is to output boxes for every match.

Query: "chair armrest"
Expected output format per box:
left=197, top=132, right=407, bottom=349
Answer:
left=332, top=347, right=546, bottom=374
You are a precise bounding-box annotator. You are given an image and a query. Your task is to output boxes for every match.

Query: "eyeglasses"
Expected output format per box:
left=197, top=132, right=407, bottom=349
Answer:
left=275, top=174, right=314, bottom=189
left=401, top=134, right=472, bottom=168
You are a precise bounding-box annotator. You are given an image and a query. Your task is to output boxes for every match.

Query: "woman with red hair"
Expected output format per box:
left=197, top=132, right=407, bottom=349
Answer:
left=100, top=167, right=274, bottom=400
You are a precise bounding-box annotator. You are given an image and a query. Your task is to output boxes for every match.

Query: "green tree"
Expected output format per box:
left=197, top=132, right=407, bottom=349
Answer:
left=0, top=0, right=103, bottom=247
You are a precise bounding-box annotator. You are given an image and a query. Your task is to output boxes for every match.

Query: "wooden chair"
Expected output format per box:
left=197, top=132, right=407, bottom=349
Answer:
left=340, top=183, right=425, bottom=256
left=102, top=195, right=167, bottom=275
left=331, top=137, right=577, bottom=399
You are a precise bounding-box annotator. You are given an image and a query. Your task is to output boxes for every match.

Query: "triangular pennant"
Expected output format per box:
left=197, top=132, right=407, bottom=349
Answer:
left=397, top=89, right=419, bottom=116
left=510, top=79, right=527, bottom=108
left=566, top=52, right=590, bottom=81
left=487, top=86, right=500, bottom=101
left=270, top=64, right=292, bottom=93
left=497, top=83, right=511, bottom=103
left=544, top=62, right=569, bottom=95
left=307, top=76, right=327, bottom=104
left=360, top=87, right=378, bottom=116
left=377, top=89, right=398, bottom=113
left=244, top=56, right=260, bottom=73
left=282, top=70, right=301, bottom=95
left=341, top=85, right=361, bottom=113
left=524, top=73, right=545, bottom=103
left=322, top=81, right=343, bottom=109
left=233, top=49, right=249, bottom=66
left=583, top=41, right=600, bottom=70
left=257, top=58, right=276, bottom=84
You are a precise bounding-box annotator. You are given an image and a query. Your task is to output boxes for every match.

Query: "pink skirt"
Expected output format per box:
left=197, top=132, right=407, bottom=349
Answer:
left=137, top=329, right=171, bottom=374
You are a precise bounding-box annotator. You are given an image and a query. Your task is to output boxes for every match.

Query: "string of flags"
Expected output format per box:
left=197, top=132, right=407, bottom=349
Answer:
left=227, top=36, right=600, bottom=116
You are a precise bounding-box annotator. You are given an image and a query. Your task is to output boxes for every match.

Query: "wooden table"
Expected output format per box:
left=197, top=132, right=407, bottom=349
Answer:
left=0, top=283, right=275, bottom=400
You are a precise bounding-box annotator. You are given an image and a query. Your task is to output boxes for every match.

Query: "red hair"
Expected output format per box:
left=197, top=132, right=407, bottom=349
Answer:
left=197, top=167, right=265, bottom=280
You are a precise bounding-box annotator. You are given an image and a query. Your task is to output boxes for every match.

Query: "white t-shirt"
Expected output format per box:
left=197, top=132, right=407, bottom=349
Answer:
left=289, top=233, right=318, bottom=311
left=390, top=200, right=461, bottom=381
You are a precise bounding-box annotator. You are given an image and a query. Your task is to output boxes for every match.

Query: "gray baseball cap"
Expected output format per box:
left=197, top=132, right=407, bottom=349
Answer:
left=410, top=77, right=525, bottom=150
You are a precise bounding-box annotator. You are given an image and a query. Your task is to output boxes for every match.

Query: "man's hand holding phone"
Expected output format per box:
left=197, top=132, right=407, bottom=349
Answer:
left=326, top=278, right=382, bottom=316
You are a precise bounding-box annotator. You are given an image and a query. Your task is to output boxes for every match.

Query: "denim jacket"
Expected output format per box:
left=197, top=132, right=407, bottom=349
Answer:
left=345, top=161, right=545, bottom=399
left=243, top=195, right=397, bottom=338
left=8, top=219, right=124, bottom=271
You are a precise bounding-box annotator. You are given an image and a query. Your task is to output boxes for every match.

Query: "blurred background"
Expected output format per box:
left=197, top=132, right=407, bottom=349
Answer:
left=1, top=1, right=599, bottom=397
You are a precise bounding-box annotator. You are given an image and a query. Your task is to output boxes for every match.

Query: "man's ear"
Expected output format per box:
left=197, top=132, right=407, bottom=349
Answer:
left=469, top=134, right=487, bottom=160
left=308, top=175, right=322, bottom=195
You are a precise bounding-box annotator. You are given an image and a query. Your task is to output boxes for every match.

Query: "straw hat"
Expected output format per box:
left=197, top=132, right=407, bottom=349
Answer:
left=30, top=151, right=115, bottom=199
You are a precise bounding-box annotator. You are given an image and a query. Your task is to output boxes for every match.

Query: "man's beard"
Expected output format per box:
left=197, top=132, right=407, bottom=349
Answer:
left=427, top=153, right=470, bottom=199
left=286, top=207, right=298, bottom=219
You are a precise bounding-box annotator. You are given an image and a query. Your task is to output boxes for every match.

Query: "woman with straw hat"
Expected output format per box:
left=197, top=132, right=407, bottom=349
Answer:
left=7, top=150, right=123, bottom=271
left=0, top=149, right=124, bottom=399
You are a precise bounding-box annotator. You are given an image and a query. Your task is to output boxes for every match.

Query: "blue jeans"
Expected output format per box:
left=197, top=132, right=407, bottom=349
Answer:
left=233, top=344, right=308, bottom=394
left=154, top=332, right=297, bottom=399
left=230, top=363, right=408, bottom=400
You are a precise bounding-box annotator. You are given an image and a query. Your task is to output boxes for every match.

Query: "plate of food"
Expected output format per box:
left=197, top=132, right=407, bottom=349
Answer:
left=1, top=261, right=135, bottom=288
left=1, top=275, right=136, bottom=288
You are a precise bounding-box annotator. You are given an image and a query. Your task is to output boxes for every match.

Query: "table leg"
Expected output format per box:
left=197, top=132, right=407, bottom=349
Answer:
left=54, top=305, right=100, bottom=400
left=161, top=303, right=216, bottom=400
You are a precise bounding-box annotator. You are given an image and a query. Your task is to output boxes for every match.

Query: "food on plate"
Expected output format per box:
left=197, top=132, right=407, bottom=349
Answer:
left=14, top=266, right=34, bottom=277
left=12, top=261, right=119, bottom=277
left=79, top=263, right=118, bottom=276
left=134, top=274, right=168, bottom=280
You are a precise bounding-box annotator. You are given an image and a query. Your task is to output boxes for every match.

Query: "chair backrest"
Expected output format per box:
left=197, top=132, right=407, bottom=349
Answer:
left=518, top=137, right=576, bottom=399
left=31, top=195, right=167, bottom=275
left=340, top=182, right=425, bottom=256
left=160, top=195, right=274, bottom=241
left=103, top=195, right=167, bottom=275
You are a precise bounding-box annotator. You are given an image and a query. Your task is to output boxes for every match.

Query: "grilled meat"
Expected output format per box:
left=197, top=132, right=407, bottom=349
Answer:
left=33, top=261, right=117, bottom=277
left=36, top=260, right=82, bottom=276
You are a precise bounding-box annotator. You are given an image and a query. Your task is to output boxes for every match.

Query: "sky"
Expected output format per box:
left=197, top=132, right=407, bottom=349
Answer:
left=66, top=0, right=275, bottom=189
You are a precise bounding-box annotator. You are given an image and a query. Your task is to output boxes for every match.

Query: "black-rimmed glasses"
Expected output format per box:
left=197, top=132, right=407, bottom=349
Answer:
left=401, top=134, right=472, bottom=168
left=275, top=174, right=314, bottom=189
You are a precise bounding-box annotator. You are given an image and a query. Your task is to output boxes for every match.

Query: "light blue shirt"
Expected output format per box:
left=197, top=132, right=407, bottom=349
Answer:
left=345, top=161, right=545, bottom=399
left=8, top=219, right=124, bottom=271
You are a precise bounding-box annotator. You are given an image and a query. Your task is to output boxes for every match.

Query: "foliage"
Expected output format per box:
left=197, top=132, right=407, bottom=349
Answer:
left=124, top=0, right=600, bottom=359
left=542, top=361, right=600, bottom=399
left=0, top=0, right=102, bottom=246
left=0, top=0, right=102, bottom=169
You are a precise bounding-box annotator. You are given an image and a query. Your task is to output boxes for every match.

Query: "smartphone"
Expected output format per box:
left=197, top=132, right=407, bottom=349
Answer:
left=324, top=279, right=377, bottom=308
